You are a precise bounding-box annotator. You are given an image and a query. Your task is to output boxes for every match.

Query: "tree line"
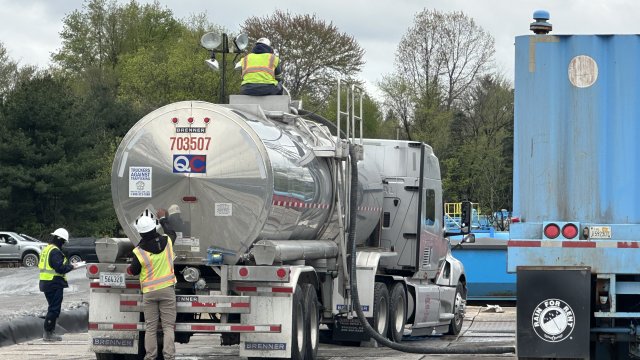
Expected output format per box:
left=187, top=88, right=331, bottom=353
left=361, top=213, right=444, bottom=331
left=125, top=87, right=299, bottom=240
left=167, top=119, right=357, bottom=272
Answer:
left=0, top=1, right=513, bottom=238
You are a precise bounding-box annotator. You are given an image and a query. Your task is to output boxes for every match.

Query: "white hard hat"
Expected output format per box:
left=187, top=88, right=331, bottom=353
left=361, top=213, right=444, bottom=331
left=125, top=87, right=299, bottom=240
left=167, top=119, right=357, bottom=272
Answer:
left=51, top=228, right=69, bottom=242
left=168, top=204, right=181, bottom=215
left=136, top=216, right=157, bottom=234
left=256, top=37, right=271, bottom=47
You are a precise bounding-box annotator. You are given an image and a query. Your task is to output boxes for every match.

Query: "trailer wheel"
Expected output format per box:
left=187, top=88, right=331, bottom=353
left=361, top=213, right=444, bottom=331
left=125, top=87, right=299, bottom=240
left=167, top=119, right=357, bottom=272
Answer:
left=302, top=284, right=319, bottom=359
left=290, top=284, right=307, bottom=360
left=446, top=282, right=466, bottom=335
left=373, top=282, right=390, bottom=337
left=387, top=282, right=407, bottom=342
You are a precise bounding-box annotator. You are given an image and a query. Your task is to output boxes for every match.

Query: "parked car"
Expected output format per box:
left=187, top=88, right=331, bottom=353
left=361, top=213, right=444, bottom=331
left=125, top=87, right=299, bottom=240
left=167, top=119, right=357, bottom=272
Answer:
left=62, top=237, right=98, bottom=264
left=19, top=233, right=43, bottom=243
left=0, top=231, right=47, bottom=267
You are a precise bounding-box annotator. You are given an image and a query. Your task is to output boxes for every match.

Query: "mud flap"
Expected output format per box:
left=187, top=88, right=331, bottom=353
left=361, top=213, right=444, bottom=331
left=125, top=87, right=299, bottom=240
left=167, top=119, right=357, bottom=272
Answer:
left=332, top=316, right=375, bottom=342
left=516, top=266, right=591, bottom=358
left=90, top=330, right=139, bottom=355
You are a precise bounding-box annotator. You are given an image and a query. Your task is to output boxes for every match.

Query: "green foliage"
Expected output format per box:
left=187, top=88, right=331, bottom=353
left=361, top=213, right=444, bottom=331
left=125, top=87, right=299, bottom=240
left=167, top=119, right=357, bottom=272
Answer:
left=53, top=0, right=183, bottom=72
left=443, top=75, right=514, bottom=213
left=0, top=73, right=114, bottom=236
left=241, top=10, right=364, bottom=101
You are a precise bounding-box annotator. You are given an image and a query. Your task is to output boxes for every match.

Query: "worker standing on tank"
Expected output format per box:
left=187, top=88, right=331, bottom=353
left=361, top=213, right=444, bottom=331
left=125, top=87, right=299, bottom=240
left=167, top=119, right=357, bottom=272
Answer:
left=39, top=228, right=85, bottom=341
left=130, top=211, right=177, bottom=360
left=239, top=37, right=284, bottom=96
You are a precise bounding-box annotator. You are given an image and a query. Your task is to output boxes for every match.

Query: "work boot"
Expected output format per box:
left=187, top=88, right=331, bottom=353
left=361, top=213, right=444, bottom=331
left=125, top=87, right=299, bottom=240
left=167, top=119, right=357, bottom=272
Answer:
left=43, top=330, right=62, bottom=342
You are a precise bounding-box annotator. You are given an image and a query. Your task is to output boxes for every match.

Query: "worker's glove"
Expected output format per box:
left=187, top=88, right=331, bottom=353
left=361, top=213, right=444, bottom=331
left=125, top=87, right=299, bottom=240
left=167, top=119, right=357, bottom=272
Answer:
left=72, top=261, right=87, bottom=269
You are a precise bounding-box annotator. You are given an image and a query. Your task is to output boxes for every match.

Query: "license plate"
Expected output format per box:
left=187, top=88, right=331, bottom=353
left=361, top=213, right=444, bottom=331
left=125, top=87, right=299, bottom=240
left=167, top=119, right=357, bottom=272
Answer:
left=589, top=226, right=612, bottom=239
left=100, top=272, right=125, bottom=288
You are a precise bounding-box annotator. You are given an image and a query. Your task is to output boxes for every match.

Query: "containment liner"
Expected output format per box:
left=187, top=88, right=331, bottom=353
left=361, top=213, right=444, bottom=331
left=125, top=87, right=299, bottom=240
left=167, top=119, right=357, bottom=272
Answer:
left=0, top=306, right=88, bottom=347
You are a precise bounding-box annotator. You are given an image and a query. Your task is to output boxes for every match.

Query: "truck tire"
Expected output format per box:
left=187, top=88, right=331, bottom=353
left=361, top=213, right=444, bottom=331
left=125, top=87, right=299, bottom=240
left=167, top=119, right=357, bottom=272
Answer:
left=373, top=282, right=390, bottom=337
left=387, top=282, right=406, bottom=342
left=290, top=284, right=307, bottom=360
left=446, top=282, right=466, bottom=335
left=302, top=284, right=319, bottom=359
left=22, top=252, right=38, bottom=267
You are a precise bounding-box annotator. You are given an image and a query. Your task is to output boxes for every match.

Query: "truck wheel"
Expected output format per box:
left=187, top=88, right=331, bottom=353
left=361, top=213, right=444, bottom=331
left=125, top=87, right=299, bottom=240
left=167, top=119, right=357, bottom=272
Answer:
left=22, top=252, right=38, bottom=267
left=446, top=282, right=466, bottom=335
left=373, top=282, right=390, bottom=337
left=287, top=284, right=306, bottom=360
left=302, top=284, right=319, bottom=359
left=387, top=282, right=406, bottom=342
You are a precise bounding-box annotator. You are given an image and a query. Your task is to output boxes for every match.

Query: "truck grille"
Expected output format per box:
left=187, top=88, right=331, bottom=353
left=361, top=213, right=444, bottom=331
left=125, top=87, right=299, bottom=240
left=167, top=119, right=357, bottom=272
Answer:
left=422, top=247, right=431, bottom=268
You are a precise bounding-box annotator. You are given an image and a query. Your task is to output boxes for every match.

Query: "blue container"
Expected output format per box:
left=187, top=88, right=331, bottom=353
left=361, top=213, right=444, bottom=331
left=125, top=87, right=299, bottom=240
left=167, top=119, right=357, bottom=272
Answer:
left=509, top=34, right=640, bottom=273
left=513, top=34, right=640, bottom=227
left=451, top=231, right=515, bottom=300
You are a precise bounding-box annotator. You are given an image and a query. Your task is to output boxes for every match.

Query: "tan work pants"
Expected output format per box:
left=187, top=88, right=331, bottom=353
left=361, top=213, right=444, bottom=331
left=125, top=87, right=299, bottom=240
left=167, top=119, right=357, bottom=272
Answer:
left=142, top=285, right=176, bottom=360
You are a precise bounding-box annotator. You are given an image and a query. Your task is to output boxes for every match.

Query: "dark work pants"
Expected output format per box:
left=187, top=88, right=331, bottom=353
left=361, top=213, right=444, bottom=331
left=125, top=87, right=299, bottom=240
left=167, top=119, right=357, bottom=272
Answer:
left=240, top=82, right=283, bottom=96
left=43, top=288, right=63, bottom=331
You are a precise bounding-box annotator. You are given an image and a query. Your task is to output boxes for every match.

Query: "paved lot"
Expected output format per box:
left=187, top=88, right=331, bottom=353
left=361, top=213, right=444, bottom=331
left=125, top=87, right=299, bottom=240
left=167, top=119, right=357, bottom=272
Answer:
left=0, top=305, right=516, bottom=359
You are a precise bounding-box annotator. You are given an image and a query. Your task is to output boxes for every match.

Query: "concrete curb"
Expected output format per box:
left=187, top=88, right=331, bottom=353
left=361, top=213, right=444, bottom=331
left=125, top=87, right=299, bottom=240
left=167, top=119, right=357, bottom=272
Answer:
left=0, top=307, right=88, bottom=347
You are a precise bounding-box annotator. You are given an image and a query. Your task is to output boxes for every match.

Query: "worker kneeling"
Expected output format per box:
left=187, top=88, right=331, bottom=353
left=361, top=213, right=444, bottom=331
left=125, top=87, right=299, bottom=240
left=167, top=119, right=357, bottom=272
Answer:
left=131, top=214, right=177, bottom=360
left=240, top=37, right=283, bottom=96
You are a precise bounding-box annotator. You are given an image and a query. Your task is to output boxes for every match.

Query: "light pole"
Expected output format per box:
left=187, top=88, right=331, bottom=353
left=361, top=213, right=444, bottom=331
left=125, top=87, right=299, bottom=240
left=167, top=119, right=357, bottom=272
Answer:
left=200, top=32, right=249, bottom=104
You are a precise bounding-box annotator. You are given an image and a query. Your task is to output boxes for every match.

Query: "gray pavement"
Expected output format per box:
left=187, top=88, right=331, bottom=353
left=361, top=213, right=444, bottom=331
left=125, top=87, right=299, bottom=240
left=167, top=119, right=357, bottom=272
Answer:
left=0, top=305, right=516, bottom=359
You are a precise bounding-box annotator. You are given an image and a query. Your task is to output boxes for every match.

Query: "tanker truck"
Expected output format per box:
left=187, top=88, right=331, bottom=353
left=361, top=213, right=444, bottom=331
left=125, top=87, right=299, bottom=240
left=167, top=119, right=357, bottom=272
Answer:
left=508, top=12, right=640, bottom=359
left=85, top=86, right=468, bottom=360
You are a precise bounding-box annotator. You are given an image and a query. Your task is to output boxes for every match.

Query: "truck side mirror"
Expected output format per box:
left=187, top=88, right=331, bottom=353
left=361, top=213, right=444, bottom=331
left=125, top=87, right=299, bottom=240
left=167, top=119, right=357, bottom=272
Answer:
left=460, top=200, right=472, bottom=234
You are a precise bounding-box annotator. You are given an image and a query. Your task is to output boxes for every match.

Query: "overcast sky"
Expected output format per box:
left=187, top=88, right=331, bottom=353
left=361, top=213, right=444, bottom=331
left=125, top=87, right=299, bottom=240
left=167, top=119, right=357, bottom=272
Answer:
left=1, top=0, right=639, bottom=97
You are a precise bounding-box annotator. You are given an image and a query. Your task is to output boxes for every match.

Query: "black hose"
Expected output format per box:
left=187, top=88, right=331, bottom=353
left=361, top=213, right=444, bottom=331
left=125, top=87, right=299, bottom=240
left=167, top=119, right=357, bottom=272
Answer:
left=297, top=109, right=347, bottom=139
left=346, top=145, right=514, bottom=354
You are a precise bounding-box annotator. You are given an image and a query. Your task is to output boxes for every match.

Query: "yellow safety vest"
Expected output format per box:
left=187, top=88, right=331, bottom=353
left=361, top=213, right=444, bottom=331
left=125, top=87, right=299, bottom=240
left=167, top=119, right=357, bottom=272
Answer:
left=38, top=244, right=67, bottom=281
left=241, top=53, right=280, bottom=86
left=133, top=236, right=176, bottom=294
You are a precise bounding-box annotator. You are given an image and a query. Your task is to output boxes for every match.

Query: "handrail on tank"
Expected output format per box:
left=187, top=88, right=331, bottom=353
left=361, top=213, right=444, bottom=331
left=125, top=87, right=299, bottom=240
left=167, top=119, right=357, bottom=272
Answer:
left=336, top=79, right=350, bottom=144
left=350, top=84, right=364, bottom=145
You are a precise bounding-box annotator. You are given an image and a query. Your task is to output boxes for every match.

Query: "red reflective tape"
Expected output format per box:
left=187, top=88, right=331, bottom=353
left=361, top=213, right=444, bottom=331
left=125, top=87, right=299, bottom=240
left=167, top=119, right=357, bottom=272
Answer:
left=231, top=325, right=255, bottom=331
left=120, top=300, right=138, bottom=306
left=507, top=240, right=541, bottom=247
left=270, top=325, right=281, bottom=332
left=231, top=302, right=251, bottom=308
left=271, top=287, right=293, bottom=293
left=88, top=323, right=98, bottom=330
left=113, top=323, right=138, bottom=330
left=562, top=241, right=596, bottom=248
left=618, top=242, right=640, bottom=248
left=191, top=302, right=214, bottom=307
left=191, top=325, right=216, bottom=331
left=236, top=286, right=257, bottom=292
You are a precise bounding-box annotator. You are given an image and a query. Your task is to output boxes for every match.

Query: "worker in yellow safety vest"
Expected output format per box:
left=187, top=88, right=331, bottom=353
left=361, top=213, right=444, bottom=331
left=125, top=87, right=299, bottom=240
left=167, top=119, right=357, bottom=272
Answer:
left=39, top=228, right=85, bottom=341
left=239, top=37, right=284, bottom=96
left=130, top=211, right=177, bottom=360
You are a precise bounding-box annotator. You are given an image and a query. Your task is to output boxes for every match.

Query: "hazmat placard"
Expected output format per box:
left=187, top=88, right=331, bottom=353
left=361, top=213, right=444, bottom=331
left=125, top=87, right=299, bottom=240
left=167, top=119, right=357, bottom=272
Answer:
left=129, top=166, right=152, bottom=198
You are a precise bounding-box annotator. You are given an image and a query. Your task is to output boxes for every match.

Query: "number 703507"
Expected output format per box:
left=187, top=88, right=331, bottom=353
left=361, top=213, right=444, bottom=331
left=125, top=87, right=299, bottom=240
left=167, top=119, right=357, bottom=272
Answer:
left=170, top=137, right=211, bottom=151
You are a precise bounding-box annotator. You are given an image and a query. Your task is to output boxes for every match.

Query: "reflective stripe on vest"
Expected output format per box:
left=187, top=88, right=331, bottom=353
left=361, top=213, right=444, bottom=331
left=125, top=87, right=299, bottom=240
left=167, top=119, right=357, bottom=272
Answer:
left=133, top=236, right=176, bottom=294
left=38, top=244, right=67, bottom=281
left=241, top=53, right=279, bottom=86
